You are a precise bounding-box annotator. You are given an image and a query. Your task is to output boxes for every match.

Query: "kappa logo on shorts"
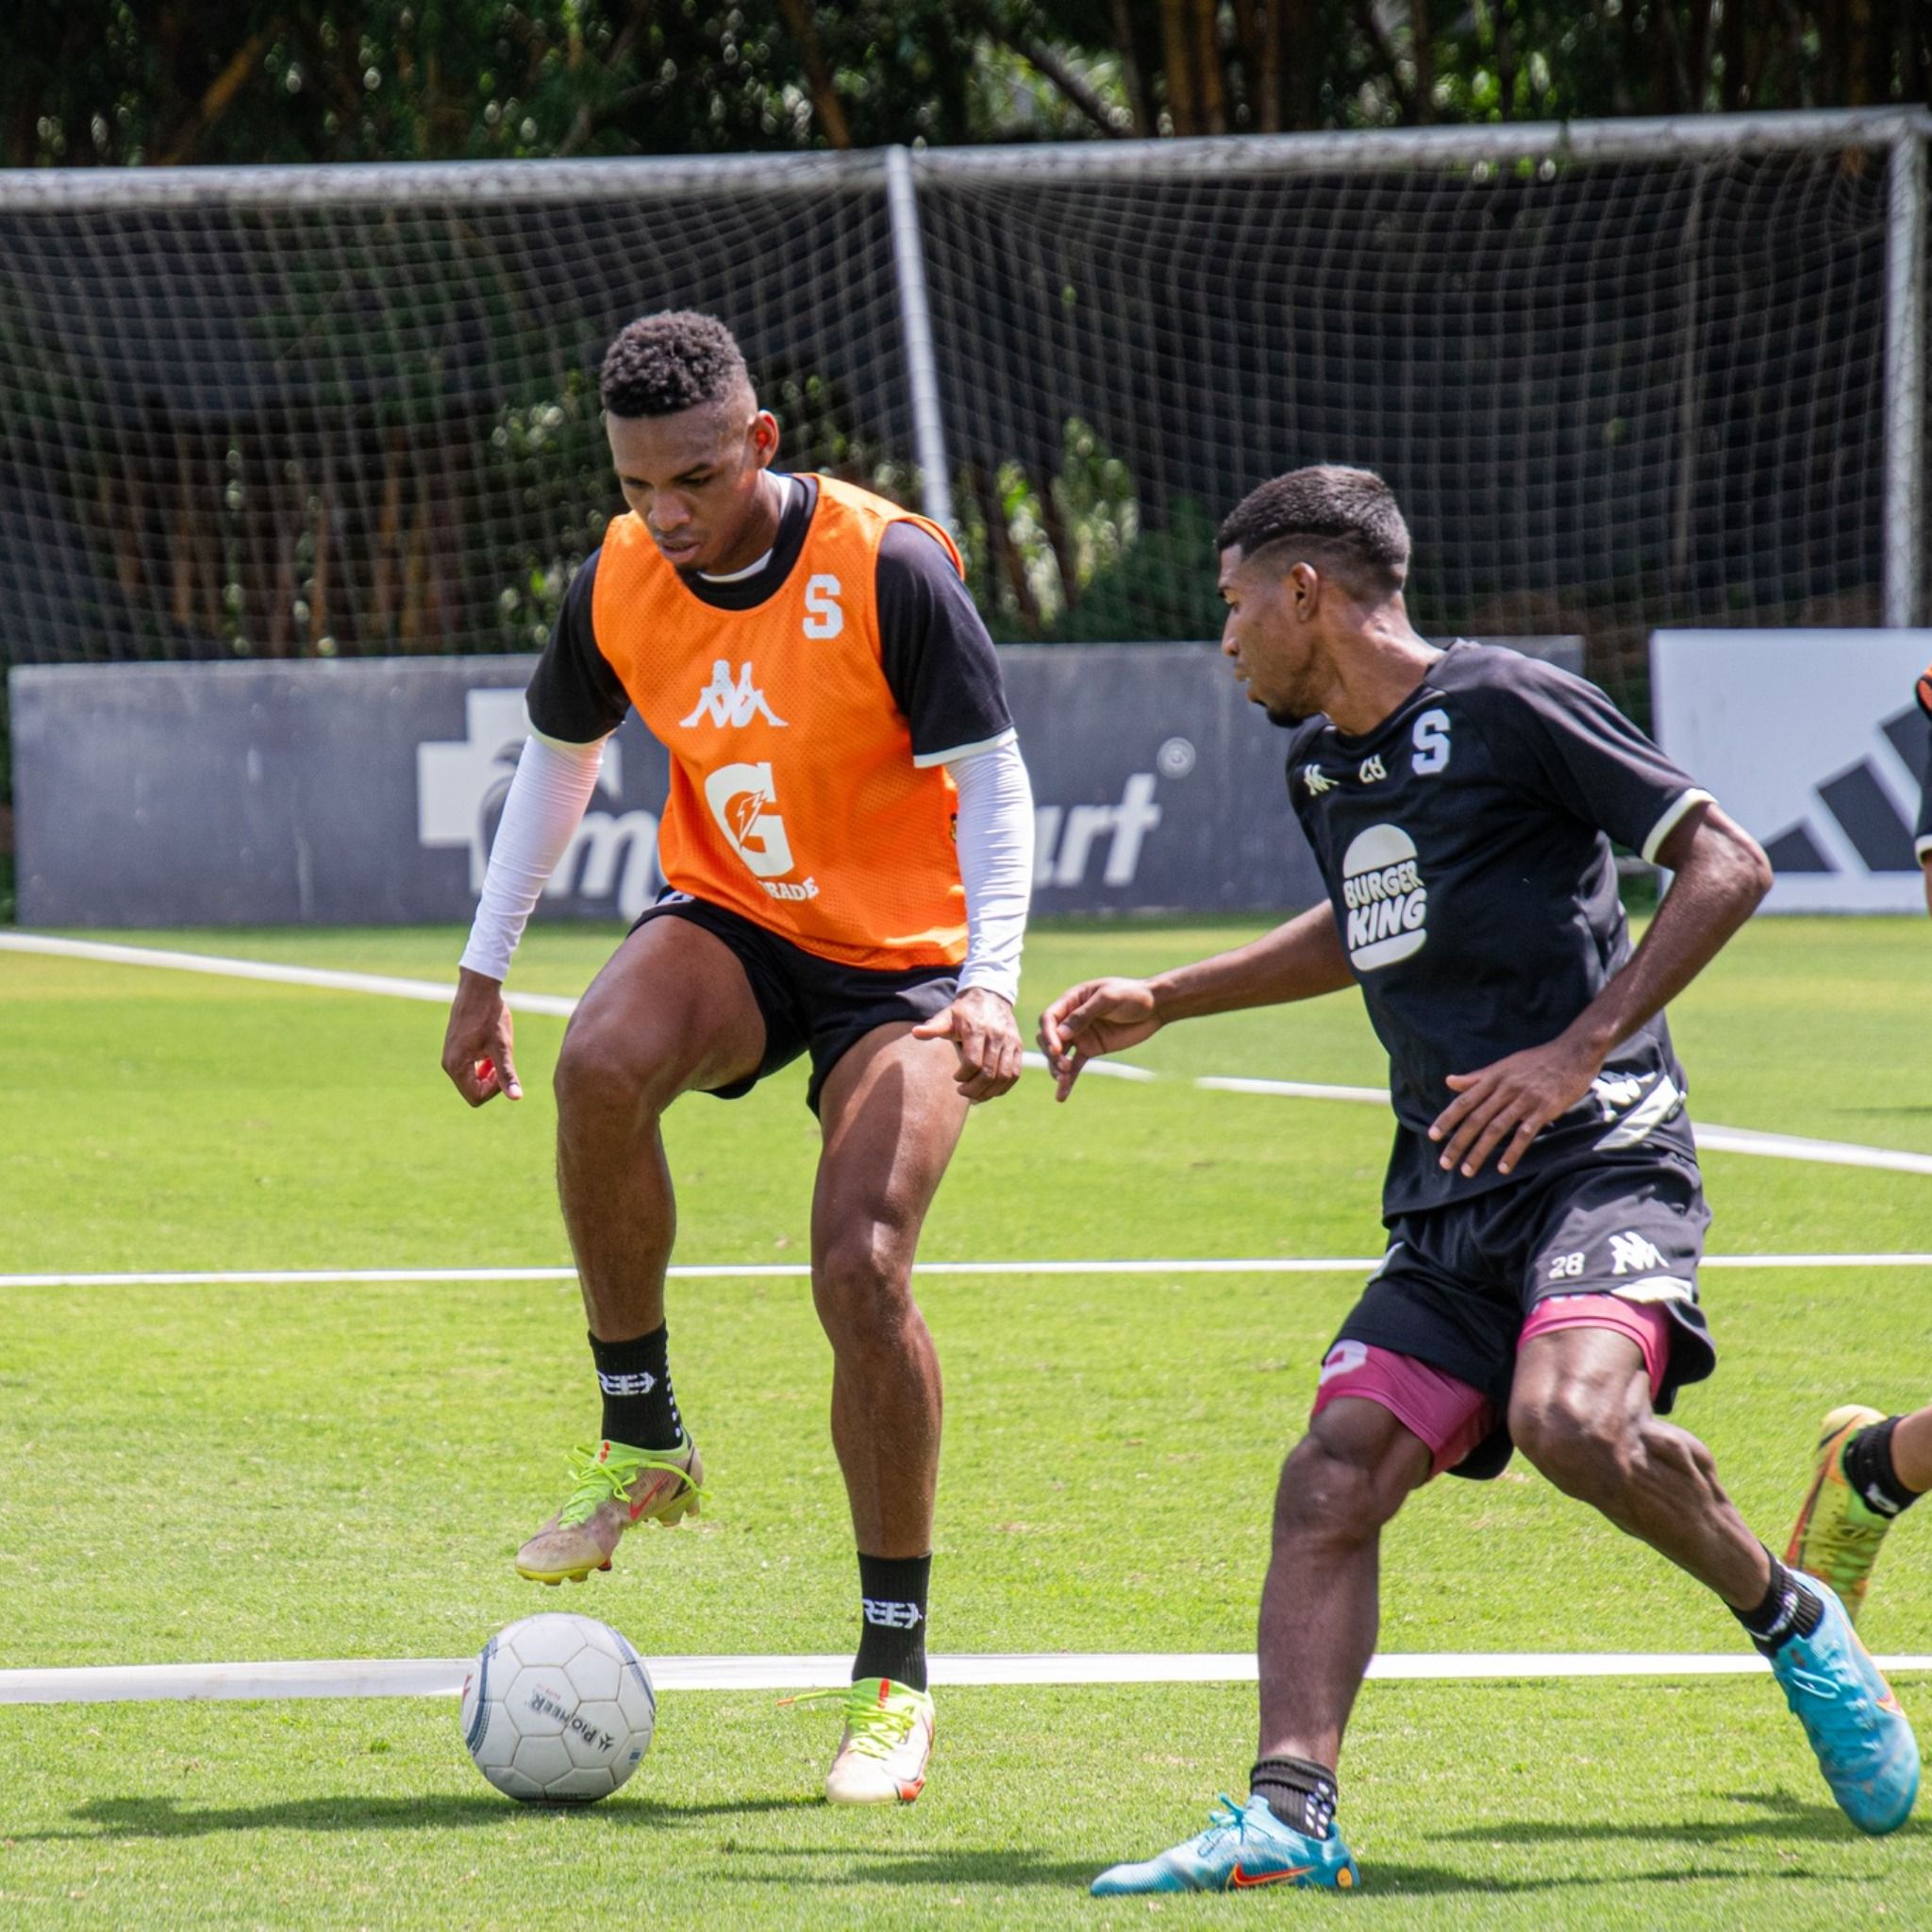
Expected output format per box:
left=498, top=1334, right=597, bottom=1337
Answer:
left=1608, top=1231, right=1668, bottom=1275
left=680, top=660, right=788, bottom=730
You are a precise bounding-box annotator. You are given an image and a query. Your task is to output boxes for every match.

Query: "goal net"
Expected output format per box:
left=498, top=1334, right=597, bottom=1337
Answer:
left=0, top=122, right=1911, bottom=700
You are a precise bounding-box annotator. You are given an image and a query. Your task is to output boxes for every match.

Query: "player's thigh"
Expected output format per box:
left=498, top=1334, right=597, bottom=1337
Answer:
left=560, top=911, right=767, bottom=1104
left=810, top=1021, right=972, bottom=1276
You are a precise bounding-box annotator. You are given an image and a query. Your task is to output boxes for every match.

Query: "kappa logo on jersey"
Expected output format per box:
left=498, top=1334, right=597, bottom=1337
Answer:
left=861, top=1598, right=924, bottom=1629
left=1304, top=766, right=1336, bottom=796
left=1340, top=824, right=1428, bottom=971
left=679, top=660, right=788, bottom=730
left=1609, top=1231, right=1668, bottom=1275
left=1357, top=755, right=1388, bottom=784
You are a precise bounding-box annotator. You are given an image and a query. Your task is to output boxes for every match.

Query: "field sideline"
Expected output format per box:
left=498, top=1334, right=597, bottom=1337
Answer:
left=2, top=914, right=1928, bottom=1926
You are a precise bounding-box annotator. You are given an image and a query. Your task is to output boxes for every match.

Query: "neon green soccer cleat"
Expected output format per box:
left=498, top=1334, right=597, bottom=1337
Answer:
left=1786, top=1406, right=1891, bottom=1624
left=785, top=1677, right=936, bottom=1805
left=514, top=1437, right=703, bottom=1585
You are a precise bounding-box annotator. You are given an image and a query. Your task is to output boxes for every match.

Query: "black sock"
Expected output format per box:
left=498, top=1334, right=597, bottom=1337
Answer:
left=588, top=1325, right=682, bottom=1451
left=1734, top=1551, right=1824, bottom=1655
left=853, top=1553, right=930, bottom=1691
left=1250, top=1757, right=1338, bottom=1840
left=1843, top=1416, right=1923, bottom=1519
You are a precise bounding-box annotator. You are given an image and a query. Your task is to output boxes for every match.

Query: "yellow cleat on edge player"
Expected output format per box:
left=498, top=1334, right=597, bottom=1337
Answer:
left=1787, top=1405, right=1891, bottom=1624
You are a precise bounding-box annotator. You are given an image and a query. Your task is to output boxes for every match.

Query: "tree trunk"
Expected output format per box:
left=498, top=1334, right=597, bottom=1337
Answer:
left=1257, top=0, right=1284, bottom=131
left=1192, top=0, right=1227, bottom=132
left=774, top=0, right=853, bottom=148
left=1110, top=0, right=1156, bottom=134
left=1158, top=0, right=1199, bottom=133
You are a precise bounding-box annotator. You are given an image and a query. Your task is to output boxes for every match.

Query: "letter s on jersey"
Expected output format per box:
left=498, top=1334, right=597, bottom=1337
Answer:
left=803, top=573, right=844, bottom=640
left=1411, top=708, right=1451, bottom=774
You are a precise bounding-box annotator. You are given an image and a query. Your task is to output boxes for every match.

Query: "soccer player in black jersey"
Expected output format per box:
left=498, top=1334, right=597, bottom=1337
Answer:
left=1041, top=468, right=1919, bottom=1894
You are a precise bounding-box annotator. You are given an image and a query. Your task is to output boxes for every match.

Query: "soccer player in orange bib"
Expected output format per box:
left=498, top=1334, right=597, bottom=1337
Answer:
left=441, top=312, right=1034, bottom=1805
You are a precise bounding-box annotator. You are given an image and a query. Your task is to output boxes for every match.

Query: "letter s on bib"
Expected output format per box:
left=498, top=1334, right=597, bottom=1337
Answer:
left=803, top=573, right=844, bottom=640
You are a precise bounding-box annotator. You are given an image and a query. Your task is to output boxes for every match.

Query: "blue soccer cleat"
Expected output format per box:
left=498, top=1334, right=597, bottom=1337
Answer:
left=1769, top=1579, right=1920, bottom=1835
left=1091, top=1793, right=1359, bottom=1895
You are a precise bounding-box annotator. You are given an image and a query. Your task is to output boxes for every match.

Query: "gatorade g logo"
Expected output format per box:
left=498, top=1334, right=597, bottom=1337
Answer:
left=703, top=761, right=796, bottom=878
left=1341, top=824, right=1427, bottom=971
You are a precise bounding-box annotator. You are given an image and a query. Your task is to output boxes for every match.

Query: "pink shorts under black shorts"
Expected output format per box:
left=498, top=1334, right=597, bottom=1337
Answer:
left=1309, top=1293, right=1674, bottom=1479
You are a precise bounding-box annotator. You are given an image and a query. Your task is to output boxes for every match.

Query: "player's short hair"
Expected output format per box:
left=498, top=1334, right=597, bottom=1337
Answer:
left=599, top=310, right=749, bottom=418
left=1217, top=466, right=1410, bottom=595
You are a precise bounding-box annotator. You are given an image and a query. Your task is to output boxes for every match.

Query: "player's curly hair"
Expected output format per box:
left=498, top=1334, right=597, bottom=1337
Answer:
left=599, top=310, right=749, bottom=418
left=1218, top=466, right=1410, bottom=593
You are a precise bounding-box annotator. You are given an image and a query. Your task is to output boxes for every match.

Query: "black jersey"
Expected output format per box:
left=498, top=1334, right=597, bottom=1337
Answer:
left=525, top=474, right=1010, bottom=759
left=1286, top=641, right=1714, bottom=1219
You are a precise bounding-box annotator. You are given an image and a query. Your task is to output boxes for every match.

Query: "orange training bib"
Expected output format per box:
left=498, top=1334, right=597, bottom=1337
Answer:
left=590, top=476, right=969, bottom=970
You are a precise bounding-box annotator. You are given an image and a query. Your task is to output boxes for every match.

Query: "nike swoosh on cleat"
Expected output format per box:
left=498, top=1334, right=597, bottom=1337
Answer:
left=1229, top=1865, right=1312, bottom=1888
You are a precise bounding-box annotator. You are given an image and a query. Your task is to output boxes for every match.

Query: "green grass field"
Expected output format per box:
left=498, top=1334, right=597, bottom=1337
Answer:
left=2, top=915, right=1929, bottom=1927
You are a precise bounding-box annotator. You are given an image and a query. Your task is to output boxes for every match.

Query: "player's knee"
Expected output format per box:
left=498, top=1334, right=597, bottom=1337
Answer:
left=1274, top=1430, right=1392, bottom=1543
left=553, top=1013, right=680, bottom=1126
left=1509, top=1387, right=1636, bottom=1502
left=813, top=1228, right=915, bottom=1348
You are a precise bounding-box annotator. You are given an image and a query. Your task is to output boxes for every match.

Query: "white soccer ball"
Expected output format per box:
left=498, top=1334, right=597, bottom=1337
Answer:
left=459, top=1612, right=657, bottom=1804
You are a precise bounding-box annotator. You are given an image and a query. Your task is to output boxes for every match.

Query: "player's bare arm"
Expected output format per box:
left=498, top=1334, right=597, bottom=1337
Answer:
left=1429, top=800, right=1770, bottom=1178
left=1039, top=902, right=1353, bottom=1100
left=441, top=966, right=524, bottom=1106
left=911, top=985, right=1024, bottom=1102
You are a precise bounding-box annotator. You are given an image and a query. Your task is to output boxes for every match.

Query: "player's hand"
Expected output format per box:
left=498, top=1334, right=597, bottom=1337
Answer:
left=1428, top=1032, right=1603, bottom=1178
left=912, top=987, right=1024, bottom=1102
left=1037, top=976, right=1162, bottom=1102
left=441, top=968, right=523, bottom=1107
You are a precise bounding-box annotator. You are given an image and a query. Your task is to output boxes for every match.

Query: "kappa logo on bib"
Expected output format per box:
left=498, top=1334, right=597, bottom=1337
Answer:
left=1341, top=824, right=1428, bottom=970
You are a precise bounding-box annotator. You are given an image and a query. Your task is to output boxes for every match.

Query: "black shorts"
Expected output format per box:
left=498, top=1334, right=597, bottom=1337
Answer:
left=1332, top=1157, right=1717, bottom=1480
left=630, top=893, right=958, bottom=1115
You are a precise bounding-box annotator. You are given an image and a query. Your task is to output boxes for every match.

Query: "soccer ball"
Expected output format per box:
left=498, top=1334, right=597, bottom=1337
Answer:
left=460, top=1612, right=657, bottom=1804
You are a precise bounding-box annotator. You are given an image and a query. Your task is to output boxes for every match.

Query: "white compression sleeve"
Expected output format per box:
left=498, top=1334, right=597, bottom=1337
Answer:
left=942, top=732, right=1034, bottom=1006
left=458, top=731, right=609, bottom=982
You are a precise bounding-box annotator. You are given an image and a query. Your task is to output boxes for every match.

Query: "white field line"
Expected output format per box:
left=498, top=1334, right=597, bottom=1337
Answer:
left=7, top=929, right=1928, bottom=1168
left=1196, top=1074, right=1932, bottom=1178
left=5, top=1650, right=1929, bottom=1706
left=6, top=1254, right=1932, bottom=1291
left=0, top=931, right=1152, bottom=1080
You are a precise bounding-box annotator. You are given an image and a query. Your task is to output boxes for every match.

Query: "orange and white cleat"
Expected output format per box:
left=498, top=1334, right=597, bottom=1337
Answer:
left=514, top=1437, right=703, bottom=1585
left=789, top=1677, right=936, bottom=1805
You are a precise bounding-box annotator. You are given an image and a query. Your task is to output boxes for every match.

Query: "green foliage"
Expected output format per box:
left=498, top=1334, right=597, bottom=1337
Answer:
left=9, top=1, right=1930, bottom=171
left=950, top=420, right=1224, bottom=645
